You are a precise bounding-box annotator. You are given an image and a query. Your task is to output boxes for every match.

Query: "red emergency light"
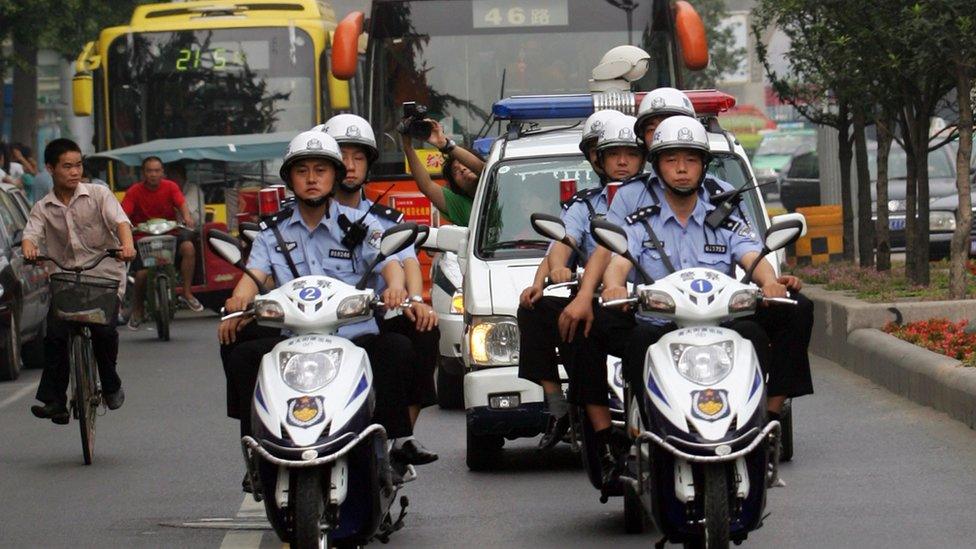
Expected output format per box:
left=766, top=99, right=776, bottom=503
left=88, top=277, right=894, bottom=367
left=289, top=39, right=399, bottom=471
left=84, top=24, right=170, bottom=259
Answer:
left=258, top=188, right=281, bottom=217
left=606, top=181, right=622, bottom=205
left=633, top=89, right=736, bottom=116
left=559, top=179, right=578, bottom=203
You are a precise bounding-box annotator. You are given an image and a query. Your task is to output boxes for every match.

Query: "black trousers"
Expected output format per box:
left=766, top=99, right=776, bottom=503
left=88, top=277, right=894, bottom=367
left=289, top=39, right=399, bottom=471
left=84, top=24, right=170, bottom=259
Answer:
left=378, top=314, right=439, bottom=409
left=750, top=291, right=815, bottom=398
left=222, top=328, right=414, bottom=439
left=516, top=296, right=571, bottom=385
left=36, top=317, right=122, bottom=405
left=566, top=305, right=636, bottom=406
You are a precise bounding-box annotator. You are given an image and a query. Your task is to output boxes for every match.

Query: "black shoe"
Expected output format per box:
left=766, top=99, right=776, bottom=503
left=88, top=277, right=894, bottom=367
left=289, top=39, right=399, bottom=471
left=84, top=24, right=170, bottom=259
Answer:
left=390, top=439, right=438, bottom=465
left=538, top=414, right=570, bottom=450
left=599, top=450, right=622, bottom=487
left=104, top=388, right=125, bottom=410
left=31, top=402, right=69, bottom=425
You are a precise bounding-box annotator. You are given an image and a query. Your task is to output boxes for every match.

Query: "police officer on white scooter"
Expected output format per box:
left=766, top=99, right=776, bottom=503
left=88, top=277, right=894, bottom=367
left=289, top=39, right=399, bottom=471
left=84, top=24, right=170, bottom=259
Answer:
left=318, top=114, right=439, bottom=465
left=218, top=129, right=418, bottom=488
left=517, top=109, right=629, bottom=449
left=559, top=116, right=779, bottom=485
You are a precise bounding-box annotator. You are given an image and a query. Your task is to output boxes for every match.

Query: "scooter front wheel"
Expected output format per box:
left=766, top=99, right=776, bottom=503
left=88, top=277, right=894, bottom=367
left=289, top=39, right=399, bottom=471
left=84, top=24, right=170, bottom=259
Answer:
left=290, top=468, right=327, bottom=549
left=154, top=276, right=170, bottom=341
left=684, top=463, right=730, bottom=549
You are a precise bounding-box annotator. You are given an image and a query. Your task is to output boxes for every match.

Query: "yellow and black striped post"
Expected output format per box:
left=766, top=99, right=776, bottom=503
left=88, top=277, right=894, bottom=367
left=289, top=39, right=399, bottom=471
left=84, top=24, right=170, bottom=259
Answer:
left=790, top=205, right=844, bottom=266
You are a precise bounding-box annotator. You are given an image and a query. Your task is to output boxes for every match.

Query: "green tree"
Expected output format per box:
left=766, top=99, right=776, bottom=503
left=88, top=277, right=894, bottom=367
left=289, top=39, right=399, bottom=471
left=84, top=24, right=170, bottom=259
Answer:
left=682, top=0, right=746, bottom=89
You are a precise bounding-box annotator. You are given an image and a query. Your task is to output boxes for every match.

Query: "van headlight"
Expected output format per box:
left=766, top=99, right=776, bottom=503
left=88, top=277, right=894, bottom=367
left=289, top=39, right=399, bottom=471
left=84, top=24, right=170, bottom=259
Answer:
left=279, top=350, right=342, bottom=392
left=929, top=211, right=956, bottom=232
left=450, top=290, right=464, bottom=314
left=469, top=316, right=519, bottom=366
left=670, top=341, right=734, bottom=385
left=254, top=300, right=285, bottom=322
left=337, top=294, right=371, bottom=319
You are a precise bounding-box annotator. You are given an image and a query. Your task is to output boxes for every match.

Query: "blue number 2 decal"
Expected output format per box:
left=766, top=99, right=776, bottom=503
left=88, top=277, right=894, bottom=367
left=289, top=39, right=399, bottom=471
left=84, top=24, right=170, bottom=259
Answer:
left=299, top=287, right=321, bottom=301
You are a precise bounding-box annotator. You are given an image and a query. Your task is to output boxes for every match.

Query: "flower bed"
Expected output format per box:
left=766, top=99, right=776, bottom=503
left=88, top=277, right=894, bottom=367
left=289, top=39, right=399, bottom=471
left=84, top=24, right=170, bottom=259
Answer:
left=788, top=261, right=976, bottom=302
left=883, top=319, right=976, bottom=367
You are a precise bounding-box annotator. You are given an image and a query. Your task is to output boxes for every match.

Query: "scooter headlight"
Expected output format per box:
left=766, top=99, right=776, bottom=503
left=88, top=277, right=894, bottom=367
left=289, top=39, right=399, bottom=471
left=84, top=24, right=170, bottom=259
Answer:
left=670, top=341, right=735, bottom=385
left=337, top=294, right=371, bottom=319
left=279, top=350, right=342, bottom=392
left=254, top=300, right=285, bottom=322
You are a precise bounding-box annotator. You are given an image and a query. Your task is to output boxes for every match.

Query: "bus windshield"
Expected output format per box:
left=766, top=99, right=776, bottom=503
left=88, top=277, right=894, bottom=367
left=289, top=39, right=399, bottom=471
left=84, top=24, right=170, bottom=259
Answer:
left=367, top=0, right=672, bottom=175
left=107, top=27, right=315, bottom=186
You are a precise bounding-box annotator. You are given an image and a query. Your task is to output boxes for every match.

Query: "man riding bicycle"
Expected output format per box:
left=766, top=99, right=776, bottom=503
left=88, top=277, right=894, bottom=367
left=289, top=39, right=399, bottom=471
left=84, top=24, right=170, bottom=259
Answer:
left=122, top=156, right=202, bottom=328
left=23, top=138, right=136, bottom=423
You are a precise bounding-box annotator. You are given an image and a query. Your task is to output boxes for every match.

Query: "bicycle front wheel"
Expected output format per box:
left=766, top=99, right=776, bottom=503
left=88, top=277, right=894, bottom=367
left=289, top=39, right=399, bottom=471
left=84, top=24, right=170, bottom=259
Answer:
left=71, top=332, right=98, bottom=465
left=155, top=276, right=170, bottom=341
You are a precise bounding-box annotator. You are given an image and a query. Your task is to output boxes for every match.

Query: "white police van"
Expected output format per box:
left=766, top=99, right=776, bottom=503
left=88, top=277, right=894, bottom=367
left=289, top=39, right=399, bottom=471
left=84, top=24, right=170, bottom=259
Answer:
left=434, top=91, right=804, bottom=470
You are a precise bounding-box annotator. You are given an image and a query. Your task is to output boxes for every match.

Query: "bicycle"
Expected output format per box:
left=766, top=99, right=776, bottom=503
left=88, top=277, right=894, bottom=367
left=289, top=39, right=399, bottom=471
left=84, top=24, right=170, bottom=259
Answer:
left=36, top=249, right=121, bottom=465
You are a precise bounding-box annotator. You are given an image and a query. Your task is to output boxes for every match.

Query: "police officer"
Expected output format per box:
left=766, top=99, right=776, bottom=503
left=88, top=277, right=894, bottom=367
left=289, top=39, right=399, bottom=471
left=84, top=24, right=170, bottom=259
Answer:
left=319, top=113, right=439, bottom=464
left=518, top=113, right=644, bottom=449
left=218, top=129, right=418, bottom=489
left=628, top=90, right=816, bottom=418
left=559, top=117, right=781, bottom=485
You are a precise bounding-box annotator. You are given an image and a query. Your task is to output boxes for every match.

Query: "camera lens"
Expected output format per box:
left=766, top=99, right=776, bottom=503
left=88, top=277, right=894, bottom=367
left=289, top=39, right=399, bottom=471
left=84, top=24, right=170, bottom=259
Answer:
left=409, top=120, right=433, bottom=141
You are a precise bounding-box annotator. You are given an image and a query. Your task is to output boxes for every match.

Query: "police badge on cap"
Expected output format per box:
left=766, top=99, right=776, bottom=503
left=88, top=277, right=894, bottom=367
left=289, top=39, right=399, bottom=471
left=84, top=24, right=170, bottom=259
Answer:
left=306, top=138, right=323, bottom=150
left=651, top=96, right=666, bottom=108
left=677, top=127, right=694, bottom=141
left=592, top=120, right=604, bottom=132
left=346, top=126, right=361, bottom=138
left=619, top=127, right=634, bottom=139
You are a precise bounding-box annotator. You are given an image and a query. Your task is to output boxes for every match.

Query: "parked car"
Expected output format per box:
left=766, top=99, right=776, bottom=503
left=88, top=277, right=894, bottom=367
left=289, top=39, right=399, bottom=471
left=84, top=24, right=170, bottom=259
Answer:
left=753, top=128, right=816, bottom=197
left=779, top=149, right=821, bottom=212
left=0, top=182, right=50, bottom=380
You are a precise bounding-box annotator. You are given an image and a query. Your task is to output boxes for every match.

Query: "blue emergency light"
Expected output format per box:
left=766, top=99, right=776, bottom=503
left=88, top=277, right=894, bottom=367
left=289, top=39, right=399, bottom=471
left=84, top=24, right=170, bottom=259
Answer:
left=492, top=94, right=597, bottom=121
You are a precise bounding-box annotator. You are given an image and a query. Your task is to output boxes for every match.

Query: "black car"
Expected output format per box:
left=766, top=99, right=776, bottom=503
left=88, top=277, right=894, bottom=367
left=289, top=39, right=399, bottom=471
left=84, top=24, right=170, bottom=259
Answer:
left=0, top=183, right=49, bottom=380
left=778, top=150, right=820, bottom=213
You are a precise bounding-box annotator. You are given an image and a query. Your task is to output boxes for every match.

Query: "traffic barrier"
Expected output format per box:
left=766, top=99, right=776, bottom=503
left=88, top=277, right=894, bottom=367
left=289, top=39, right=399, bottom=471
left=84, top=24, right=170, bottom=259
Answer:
left=790, top=205, right=843, bottom=266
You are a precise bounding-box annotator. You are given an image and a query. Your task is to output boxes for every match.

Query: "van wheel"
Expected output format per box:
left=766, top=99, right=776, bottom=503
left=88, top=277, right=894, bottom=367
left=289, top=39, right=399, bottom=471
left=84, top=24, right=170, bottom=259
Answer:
left=466, top=426, right=502, bottom=471
left=436, top=357, right=464, bottom=410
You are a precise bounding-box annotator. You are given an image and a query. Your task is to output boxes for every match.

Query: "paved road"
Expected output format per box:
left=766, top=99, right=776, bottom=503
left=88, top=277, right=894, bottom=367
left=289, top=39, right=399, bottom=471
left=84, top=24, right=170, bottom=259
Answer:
left=1, top=314, right=975, bottom=548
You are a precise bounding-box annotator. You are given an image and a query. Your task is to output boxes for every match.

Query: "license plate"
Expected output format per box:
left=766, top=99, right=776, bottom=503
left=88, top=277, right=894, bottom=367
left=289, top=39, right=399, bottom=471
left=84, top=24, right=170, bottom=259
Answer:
left=889, top=218, right=906, bottom=231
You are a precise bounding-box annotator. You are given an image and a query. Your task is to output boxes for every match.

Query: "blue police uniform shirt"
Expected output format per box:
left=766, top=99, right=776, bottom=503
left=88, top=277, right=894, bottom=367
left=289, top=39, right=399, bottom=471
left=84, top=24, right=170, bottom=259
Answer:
left=247, top=200, right=393, bottom=338
left=557, top=186, right=610, bottom=263
left=617, top=189, right=761, bottom=325
left=350, top=198, right=417, bottom=293
left=607, top=173, right=736, bottom=227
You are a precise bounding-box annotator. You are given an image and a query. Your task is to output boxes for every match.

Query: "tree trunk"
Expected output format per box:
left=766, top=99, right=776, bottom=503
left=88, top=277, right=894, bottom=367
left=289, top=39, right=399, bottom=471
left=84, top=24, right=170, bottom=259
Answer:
left=837, top=102, right=855, bottom=261
left=853, top=108, right=874, bottom=267
left=912, top=113, right=931, bottom=286
left=0, top=67, right=5, bottom=141
left=875, top=115, right=893, bottom=272
left=950, top=66, right=973, bottom=299
left=10, top=40, right=37, bottom=150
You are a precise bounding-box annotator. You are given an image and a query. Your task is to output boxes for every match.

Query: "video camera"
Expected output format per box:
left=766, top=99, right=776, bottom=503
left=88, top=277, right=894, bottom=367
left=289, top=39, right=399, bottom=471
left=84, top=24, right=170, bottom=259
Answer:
left=401, top=101, right=434, bottom=141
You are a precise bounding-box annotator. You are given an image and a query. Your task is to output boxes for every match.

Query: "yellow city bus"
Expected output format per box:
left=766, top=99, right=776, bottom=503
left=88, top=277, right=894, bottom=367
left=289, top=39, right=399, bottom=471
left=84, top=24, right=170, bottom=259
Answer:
left=72, top=0, right=358, bottom=220
left=71, top=0, right=359, bottom=310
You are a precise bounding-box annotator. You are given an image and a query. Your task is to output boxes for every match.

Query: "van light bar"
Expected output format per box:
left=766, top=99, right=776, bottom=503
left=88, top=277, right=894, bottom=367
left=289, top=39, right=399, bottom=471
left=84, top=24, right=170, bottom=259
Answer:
left=492, top=90, right=736, bottom=121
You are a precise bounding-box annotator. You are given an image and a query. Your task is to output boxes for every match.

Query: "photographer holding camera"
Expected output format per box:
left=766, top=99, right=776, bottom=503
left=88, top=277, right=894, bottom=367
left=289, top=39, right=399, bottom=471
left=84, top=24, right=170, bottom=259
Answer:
left=400, top=105, right=483, bottom=227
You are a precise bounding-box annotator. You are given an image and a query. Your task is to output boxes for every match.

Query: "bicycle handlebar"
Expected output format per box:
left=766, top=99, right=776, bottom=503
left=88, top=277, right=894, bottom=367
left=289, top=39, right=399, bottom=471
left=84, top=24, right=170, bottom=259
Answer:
left=34, top=249, right=121, bottom=273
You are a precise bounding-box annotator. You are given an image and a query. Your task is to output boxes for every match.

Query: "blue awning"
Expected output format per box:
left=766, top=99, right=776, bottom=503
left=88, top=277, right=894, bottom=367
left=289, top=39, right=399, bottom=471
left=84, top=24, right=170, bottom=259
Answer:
left=89, top=132, right=295, bottom=166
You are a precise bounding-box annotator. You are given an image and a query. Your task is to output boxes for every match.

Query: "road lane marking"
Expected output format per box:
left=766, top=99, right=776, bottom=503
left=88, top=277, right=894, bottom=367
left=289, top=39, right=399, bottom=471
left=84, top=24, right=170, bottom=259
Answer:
left=0, top=384, right=34, bottom=410
left=219, top=496, right=282, bottom=549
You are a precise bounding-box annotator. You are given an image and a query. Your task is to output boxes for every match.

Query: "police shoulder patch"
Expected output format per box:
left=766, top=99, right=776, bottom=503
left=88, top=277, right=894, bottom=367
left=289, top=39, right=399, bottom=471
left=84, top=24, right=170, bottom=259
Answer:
left=368, top=202, right=405, bottom=224
left=625, top=205, right=660, bottom=225
left=367, top=229, right=383, bottom=249
left=561, top=187, right=601, bottom=210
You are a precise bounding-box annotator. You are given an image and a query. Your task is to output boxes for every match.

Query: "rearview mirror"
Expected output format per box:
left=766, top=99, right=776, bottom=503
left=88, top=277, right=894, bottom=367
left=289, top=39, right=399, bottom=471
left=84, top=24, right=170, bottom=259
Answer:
left=238, top=222, right=261, bottom=245
left=769, top=212, right=807, bottom=238
left=590, top=218, right=629, bottom=256
left=414, top=225, right=430, bottom=249
left=530, top=213, right=567, bottom=242
left=590, top=218, right=654, bottom=284
left=380, top=222, right=419, bottom=258
left=207, top=229, right=244, bottom=266
left=764, top=218, right=804, bottom=252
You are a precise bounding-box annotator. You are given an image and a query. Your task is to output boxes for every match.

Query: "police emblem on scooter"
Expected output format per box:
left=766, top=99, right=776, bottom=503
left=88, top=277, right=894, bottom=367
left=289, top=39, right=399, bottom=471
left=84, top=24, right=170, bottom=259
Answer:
left=690, top=388, right=730, bottom=421
left=287, top=396, right=326, bottom=427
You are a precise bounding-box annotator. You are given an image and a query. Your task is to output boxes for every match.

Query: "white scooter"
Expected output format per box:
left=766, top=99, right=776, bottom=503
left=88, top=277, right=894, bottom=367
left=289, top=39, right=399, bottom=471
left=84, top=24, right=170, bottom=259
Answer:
left=208, top=223, right=422, bottom=549
left=588, top=216, right=803, bottom=547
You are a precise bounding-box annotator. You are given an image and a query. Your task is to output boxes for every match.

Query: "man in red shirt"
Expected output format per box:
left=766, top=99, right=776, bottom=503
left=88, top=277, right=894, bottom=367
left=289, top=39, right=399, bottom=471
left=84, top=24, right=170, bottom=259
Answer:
left=122, top=156, right=203, bottom=328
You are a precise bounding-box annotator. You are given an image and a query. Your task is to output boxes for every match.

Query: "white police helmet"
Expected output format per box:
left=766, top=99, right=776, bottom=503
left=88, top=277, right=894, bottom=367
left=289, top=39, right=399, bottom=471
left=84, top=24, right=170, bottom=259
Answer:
left=647, top=115, right=710, bottom=158
left=279, top=129, right=346, bottom=184
left=591, top=45, right=651, bottom=82
left=634, top=87, right=696, bottom=138
left=580, top=109, right=626, bottom=153
left=317, top=114, right=379, bottom=163
left=595, top=114, right=642, bottom=153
